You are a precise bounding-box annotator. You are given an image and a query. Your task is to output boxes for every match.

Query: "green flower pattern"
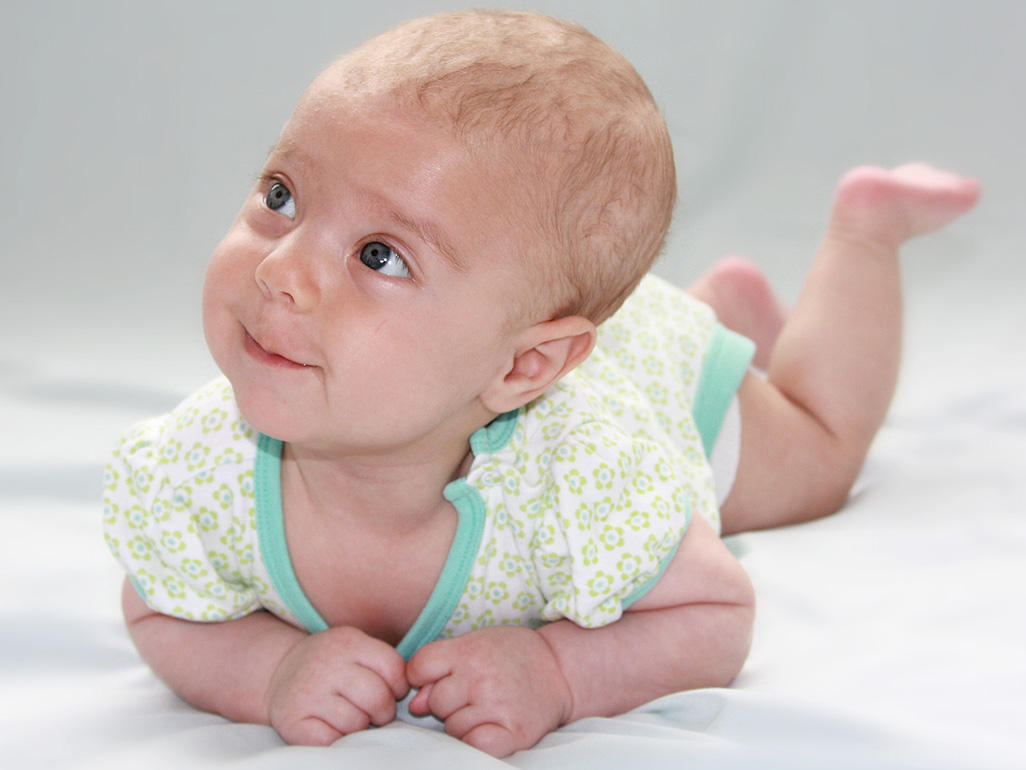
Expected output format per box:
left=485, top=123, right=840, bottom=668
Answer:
left=103, top=275, right=735, bottom=640
left=103, top=378, right=269, bottom=623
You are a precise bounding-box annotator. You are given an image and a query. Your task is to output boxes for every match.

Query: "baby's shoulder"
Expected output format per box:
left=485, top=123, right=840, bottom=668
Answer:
left=601, top=273, right=716, bottom=345
left=109, top=377, right=257, bottom=489
left=499, top=376, right=679, bottom=495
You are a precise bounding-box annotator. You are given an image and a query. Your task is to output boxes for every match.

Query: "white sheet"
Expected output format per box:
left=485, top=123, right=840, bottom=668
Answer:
left=3, top=2, right=1025, bottom=768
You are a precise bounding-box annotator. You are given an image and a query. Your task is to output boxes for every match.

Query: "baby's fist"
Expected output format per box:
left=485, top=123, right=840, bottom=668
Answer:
left=406, top=626, right=572, bottom=757
left=267, top=626, right=408, bottom=745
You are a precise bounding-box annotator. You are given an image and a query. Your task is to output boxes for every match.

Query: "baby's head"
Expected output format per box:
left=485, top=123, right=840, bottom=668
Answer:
left=203, top=11, right=677, bottom=447
left=311, top=10, right=675, bottom=324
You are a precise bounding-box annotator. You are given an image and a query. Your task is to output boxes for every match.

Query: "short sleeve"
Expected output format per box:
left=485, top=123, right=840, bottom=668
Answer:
left=102, top=415, right=261, bottom=622
left=595, top=274, right=755, bottom=460
left=693, top=324, right=756, bottom=457
left=531, top=421, right=693, bottom=628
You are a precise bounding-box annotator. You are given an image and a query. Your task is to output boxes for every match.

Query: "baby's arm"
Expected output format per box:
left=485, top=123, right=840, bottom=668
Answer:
left=406, top=514, right=754, bottom=757
left=540, top=514, right=754, bottom=709
left=121, top=579, right=408, bottom=745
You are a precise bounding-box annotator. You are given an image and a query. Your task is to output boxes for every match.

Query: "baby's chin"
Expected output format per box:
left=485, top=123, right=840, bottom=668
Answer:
left=226, top=377, right=306, bottom=444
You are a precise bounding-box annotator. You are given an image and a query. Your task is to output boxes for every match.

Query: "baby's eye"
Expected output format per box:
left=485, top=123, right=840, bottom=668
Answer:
left=359, top=241, right=411, bottom=279
left=265, top=181, right=296, bottom=219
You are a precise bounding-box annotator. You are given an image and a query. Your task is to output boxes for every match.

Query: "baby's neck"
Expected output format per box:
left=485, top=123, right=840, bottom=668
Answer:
left=281, top=437, right=474, bottom=533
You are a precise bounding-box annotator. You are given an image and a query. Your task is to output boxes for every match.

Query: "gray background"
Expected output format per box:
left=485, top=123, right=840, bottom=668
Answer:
left=3, top=0, right=1022, bottom=403
left=3, top=4, right=1026, bottom=767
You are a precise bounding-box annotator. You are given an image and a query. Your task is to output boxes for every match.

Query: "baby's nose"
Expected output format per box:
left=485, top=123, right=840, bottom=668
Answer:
left=254, top=244, right=321, bottom=312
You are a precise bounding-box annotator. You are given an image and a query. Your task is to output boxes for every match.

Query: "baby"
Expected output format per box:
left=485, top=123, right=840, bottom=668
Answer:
left=102, top=10, right=979, bottom=758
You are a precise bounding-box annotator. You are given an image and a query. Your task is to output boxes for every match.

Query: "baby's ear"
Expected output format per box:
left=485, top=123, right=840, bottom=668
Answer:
left=481, top=317, right=597, bottom=414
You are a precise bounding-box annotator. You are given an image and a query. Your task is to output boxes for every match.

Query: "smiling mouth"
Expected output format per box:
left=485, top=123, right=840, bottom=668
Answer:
left=243, top=329, right=311, bottom=370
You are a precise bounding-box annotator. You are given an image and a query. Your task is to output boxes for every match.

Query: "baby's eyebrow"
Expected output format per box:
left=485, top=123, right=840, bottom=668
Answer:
left=266, top=137, right=309, bottom=171
left=389, top=210, right=465, bottom=272
left=265, top=138, right=464, bottom=272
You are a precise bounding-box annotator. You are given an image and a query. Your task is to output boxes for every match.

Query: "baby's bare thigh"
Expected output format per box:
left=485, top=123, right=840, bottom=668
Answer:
left=719, top=373, right=852, bottom=534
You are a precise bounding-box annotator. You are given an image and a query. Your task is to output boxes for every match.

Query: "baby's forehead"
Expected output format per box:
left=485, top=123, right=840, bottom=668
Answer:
left=276, top=78, right=549, bottom=259
left=286, top=64, right=539, bottom=184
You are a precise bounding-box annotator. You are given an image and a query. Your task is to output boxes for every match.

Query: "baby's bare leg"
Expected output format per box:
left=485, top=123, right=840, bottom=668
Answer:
left=720, top=165, right=980, bottom=534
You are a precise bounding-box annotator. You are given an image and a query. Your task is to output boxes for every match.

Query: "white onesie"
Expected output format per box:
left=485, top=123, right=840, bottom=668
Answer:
left=103, top=274, right=754, bottom=659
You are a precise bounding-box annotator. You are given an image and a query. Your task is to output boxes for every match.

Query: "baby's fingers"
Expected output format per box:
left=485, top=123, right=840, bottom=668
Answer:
left=406, top=637, right=453, bottom=689
left=341, top=664, right=404, bottom=727
left=354, top=637, right=410, bottom=702
left=462, top=722, right=518, bottom=758
left=275, top=714, right=344, bottom=747
left=407, top=683, right=434, bottom=716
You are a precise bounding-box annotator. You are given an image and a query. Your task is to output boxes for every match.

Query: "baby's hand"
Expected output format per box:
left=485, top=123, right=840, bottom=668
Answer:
left=406, top=626, right=572, bottom=757
left=266, top=626, right=408, bottom=745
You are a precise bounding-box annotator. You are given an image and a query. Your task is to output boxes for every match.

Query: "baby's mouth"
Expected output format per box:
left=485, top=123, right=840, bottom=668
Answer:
left=243, top=329, right=311, bottom=370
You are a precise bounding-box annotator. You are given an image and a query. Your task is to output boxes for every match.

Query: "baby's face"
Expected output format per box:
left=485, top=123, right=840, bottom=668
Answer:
left=202, top=76, right=533, bottom=453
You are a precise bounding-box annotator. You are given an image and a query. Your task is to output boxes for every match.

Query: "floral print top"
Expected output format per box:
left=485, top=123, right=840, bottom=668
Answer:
left=103, top=274, right=753, bottom=659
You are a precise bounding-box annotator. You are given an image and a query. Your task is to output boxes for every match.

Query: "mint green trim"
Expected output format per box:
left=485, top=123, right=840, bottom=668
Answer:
left=128, top=576, right=146, bottom=600
left=254, top=435, right=328, bottom=633
left=692, top=325, right=755, bottom=457
left=392, top=411, right=515, bottom=657
left=252, top=434, right=485, bottom=659
left=621, top=501, right=692, bottom=610
left=396, top=479, right=486, bottom=661
left=469, top=408, right=520, bottom=455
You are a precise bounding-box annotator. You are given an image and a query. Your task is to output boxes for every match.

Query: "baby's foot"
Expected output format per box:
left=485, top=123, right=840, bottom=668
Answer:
left=830, top=164, right=981, bottom=251
left=689, top=257, right=787, bottom=370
